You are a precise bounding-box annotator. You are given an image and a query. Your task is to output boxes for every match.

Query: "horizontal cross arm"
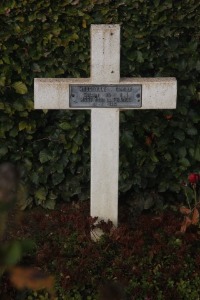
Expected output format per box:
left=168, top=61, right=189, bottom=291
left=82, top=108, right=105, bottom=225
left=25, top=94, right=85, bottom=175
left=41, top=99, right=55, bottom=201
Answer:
left=34, top=77, right=177, bottom=110
left=34, top=78, right=90, bottom=110
left=120, top=77, right=177, bottom=109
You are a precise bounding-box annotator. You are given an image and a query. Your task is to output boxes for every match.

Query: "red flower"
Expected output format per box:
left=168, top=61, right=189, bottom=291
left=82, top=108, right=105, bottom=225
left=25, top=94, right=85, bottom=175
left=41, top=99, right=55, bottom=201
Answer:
left=188, top=173, right=200, bottom=184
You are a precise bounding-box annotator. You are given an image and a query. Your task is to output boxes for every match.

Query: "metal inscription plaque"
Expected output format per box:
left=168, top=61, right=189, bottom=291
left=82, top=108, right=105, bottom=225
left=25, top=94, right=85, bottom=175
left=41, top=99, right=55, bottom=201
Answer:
left=69, top=84, right=142, bottom=108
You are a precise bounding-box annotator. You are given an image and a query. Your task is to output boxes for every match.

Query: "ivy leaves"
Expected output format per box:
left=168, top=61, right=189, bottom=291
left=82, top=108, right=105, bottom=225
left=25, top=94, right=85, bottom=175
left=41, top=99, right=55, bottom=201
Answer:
left=0, top=0, right=200, bottom=207
left=12, top=82, right=28, bottom=95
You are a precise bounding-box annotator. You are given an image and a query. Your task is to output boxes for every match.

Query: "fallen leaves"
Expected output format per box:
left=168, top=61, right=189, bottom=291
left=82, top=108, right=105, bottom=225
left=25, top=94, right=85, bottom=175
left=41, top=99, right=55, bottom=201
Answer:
left=9, top=267, right=55, bottom=299
left=180, top=206, right=191, bottom=215
left=192, top=208, right=199, bottom=225
left=180, top=206, right=200, bottom=233
left=180, top=216, right=192, bottom=233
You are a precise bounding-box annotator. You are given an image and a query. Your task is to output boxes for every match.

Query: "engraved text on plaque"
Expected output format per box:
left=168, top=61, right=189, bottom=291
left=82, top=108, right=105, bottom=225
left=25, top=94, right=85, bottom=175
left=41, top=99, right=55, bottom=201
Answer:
left=69, top=85, right=142, bottom=108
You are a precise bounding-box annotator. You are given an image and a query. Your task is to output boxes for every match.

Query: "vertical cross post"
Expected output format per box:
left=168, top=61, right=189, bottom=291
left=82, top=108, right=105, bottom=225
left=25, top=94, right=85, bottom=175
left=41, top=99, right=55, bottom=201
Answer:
left=90, top=25, right=120, bottom=226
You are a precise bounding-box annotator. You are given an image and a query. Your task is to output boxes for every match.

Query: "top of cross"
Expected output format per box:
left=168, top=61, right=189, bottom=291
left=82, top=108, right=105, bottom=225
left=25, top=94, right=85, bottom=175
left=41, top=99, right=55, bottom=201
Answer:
left=34, top=24, right=177, bottom=110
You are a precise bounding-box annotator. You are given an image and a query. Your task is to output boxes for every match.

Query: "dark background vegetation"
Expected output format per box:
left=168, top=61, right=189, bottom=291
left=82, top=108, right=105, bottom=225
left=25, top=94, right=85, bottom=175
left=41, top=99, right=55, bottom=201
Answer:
left=0, top=0, right=200, bottom=209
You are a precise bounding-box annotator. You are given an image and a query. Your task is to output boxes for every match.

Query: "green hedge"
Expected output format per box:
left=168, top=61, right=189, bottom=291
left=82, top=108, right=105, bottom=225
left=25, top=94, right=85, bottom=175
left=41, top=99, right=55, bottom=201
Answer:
left=0, top=0, right=200, bottom=208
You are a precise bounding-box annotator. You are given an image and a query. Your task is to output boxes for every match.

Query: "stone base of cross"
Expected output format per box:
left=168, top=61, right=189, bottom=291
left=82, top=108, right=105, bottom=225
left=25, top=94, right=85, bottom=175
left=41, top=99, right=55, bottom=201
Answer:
left=34, top=24, right=177, bottom=227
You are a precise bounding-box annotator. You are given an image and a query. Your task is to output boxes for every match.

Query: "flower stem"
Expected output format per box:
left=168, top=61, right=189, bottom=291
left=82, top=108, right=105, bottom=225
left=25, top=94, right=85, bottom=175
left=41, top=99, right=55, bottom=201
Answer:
left=194, top=186, right=197, bottom=205
left=184, top=188, right=191, bottom=210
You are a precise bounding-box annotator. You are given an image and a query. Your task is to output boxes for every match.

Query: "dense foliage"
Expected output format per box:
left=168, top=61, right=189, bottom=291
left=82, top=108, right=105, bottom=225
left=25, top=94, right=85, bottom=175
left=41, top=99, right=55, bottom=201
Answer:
left=0, top=0, right=200, bottom=207
left=2, top=203, right=200, bottom=299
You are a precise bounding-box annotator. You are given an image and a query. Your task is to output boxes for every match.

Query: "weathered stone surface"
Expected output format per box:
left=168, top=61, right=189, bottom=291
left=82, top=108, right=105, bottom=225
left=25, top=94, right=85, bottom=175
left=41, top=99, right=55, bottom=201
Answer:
left=34, top=77, right=176, bottom=110
left=91, top=108, right=119, bottom=226
left=90, top=24, right=120, bottom=84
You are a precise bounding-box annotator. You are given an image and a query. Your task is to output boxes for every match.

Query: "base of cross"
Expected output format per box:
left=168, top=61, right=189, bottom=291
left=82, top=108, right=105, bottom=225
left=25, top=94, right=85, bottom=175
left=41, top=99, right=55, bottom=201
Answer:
left=91, top=227, right=105, bottom=241
left=91, top=223, right=117, bottom=241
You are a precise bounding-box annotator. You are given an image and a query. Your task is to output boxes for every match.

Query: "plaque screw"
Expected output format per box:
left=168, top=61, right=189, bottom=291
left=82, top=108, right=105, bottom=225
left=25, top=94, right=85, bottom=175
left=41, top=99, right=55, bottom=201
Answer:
left=72, top=94, right=75, bottom=97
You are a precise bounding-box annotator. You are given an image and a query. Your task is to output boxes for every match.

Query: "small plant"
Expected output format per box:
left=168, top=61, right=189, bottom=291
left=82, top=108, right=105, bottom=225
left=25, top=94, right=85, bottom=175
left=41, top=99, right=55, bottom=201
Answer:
left=180, top=173, right=200, bottom=233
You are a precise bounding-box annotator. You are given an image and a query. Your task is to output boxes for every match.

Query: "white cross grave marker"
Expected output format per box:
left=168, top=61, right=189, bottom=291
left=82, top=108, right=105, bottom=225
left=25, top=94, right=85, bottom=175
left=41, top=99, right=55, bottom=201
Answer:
left=34, top=24, right=177, bottom=227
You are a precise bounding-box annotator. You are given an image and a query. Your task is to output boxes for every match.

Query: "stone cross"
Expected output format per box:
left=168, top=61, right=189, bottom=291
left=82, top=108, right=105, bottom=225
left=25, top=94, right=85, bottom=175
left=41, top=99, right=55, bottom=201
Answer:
left=34, top=24, right=177, bottom=226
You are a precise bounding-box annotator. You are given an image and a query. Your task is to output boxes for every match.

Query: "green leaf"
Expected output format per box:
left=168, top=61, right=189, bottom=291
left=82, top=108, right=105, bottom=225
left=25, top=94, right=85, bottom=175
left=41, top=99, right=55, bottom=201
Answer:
left=121, top=131, right=134, bottom=149
left=70, top=33, right=79, bottom=40
left=39, top=149, right=52, bottom=163
left=12, top=81, right=28, bottom=94
left=0, top=102, right=4, bottom=109
left=137, top=51, right=144, bottom=63
left=178, top=147, right=186, bottom=158
left=174, top=130, right=185, bottom=141
left=0, top=146, right=8, bottom=157
left=44, top=198, right=56, bottom=209
left=31, top=172, right=39, bottom=184
left=13, top=101, right=24, bottom=111
left=0, top=76, right=6, bottom=87
left=194, top=144, right=200, bottom=161
left=35, top=187, right=47, bottom=202
left=186, top=128, right=198, bottom=136
left=150, top=151, right=159, bottom=163
left=52, top=172, right=65, bottom=185
left=4, top=241, right=22, bottom=266
left=179, top=158, right=190, bottom=167
left=19, top=121, right=27, bottom=131
left=154, top=0, right=160, bottom=7
left=164, top=153, right=172, bottom=161
left=72, top=144, right=79, bottom=154
left=158, top=181, right=169, bottom=192
left=17, top=182, right=29, bottom=210
left=144, top=195, right=155, bottom=209
left=59, top=122, right=71, bottom=130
